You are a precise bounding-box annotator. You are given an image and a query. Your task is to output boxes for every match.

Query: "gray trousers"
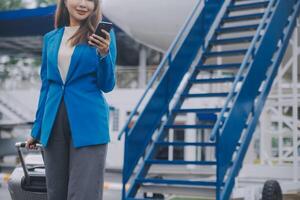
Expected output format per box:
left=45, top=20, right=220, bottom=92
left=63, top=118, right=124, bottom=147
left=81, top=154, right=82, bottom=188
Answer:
left=44, top=98, right=108, bottom=200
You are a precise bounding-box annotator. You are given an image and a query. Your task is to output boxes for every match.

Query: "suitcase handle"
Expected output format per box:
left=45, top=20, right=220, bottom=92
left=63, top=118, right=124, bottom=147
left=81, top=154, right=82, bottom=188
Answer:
left=15, top=142, right=44, bottom=185
left=15, top=142, right=43, bottom=148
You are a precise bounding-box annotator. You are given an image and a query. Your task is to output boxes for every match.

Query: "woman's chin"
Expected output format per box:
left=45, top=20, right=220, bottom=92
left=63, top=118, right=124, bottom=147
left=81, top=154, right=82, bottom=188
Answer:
left=74, top=15, right=89, bottom=22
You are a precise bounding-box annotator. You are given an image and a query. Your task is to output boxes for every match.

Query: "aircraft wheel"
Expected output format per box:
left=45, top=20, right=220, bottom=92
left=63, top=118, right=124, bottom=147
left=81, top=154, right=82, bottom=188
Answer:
left=262, top=180, right=282, bottom=200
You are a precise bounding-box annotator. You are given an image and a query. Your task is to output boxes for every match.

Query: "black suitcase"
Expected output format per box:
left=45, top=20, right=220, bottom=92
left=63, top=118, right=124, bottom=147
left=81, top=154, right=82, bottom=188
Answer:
left=8, top=142, right=47, bottom=200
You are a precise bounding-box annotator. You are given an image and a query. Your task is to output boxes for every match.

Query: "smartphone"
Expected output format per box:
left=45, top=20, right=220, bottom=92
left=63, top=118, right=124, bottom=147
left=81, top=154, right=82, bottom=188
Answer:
left=95, top=21, right=113, bottom=39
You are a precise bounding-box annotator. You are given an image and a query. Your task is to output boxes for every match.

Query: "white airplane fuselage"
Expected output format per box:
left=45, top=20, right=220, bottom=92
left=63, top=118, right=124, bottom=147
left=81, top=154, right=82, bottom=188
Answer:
left=102, top=0, right=198, bottom=52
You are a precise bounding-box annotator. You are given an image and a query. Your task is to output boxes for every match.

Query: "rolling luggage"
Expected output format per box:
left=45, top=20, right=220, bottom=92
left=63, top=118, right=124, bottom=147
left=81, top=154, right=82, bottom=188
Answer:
left=8, top=142, right=47, bottom=200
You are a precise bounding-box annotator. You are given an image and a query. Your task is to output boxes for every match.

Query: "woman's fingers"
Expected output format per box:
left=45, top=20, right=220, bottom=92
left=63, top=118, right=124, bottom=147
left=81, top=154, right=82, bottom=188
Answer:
left=90, top=32, right=110, bottom=46
left=88, top=31, right=110, bottom=55
left=93, top=33, right=110, bottom=45
left=88, top=40, right=106, bottom=49
left=25, top=141, right=35, bottom=149
left=25, top=138, right=37, bottom=149
left=89, top=35, right=102, bottom=46
left=89, top=35, right=109, bottom=48
left=101, top=29, right=110, bottom=40
left=90, top=31, right=110, bottom=45
left=30, top=145, right=38, bottom=150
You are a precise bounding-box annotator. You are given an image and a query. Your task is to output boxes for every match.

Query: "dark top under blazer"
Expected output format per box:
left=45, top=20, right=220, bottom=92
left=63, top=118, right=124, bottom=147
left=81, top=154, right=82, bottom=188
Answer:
left=31, top=27, right=117, bottom=148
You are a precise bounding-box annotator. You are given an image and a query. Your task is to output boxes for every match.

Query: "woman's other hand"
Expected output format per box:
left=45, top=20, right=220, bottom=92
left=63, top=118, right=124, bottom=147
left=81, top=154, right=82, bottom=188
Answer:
left=25, top=136, right=39, bottom=150
left=88, top=29, right=110, bottom=56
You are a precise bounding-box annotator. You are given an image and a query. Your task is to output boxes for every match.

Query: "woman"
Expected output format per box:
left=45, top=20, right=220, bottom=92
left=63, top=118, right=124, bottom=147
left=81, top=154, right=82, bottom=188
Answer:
left=25, top=0, right=116, bottom=199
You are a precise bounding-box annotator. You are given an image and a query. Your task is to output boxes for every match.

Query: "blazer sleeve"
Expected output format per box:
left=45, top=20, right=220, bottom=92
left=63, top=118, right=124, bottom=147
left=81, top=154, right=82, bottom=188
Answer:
left=96, top=29, right=117, bottom=93
left=30, top=35, right=50, bottom=140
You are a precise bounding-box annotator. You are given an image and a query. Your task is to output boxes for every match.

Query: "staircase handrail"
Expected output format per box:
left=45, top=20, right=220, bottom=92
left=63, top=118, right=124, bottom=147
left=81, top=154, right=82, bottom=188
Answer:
left=118, top=0, right=205, bottom=140
left=210, top=0, right=276, bottom=141
left=221, top=2, right=300, bottom=198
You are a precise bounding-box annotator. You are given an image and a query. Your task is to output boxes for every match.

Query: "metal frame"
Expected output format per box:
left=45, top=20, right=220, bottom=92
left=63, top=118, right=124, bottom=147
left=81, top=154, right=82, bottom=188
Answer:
left=260, top=21, right=300, bottom=182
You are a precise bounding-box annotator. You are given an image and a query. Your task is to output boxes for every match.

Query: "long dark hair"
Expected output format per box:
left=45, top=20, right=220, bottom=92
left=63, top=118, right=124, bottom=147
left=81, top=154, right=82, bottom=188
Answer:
left=54, top=0, right=102, bottom=46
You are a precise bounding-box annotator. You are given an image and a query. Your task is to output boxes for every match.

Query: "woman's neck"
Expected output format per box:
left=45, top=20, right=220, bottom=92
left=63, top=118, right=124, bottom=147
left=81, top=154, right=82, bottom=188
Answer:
left=69, top=18, right=81, bottom=27
left=66, top=25, right=80, bottom=28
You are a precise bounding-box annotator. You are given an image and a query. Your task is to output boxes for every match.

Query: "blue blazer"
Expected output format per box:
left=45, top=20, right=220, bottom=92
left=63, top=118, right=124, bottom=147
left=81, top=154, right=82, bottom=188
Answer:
left=31, top=27, right=117, bottom=148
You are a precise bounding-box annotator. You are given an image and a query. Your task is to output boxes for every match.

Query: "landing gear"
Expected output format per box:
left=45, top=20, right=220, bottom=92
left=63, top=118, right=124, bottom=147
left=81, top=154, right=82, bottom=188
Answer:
left=262, top=180, right=283, bottom=200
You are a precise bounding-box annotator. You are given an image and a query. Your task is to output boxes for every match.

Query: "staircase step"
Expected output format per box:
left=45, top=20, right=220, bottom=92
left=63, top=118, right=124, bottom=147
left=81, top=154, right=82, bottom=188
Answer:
left=217, top=24, right=259, bottom=34
left=182, top=92, right=232, bottom=98
left=164, top=124, right=214, bottom=129
left=140, top=184, right=216, bottom=199
left=173, top=108, right=225, bottom=113
left=155, top=141, right=216, bottom=147
left=228, top=1, right=269, bottom=11
left=197, top=113, right=220, bottom=122
left=145, top=160, right=217, bottom=165
left=197, top=63, right=241, bottom=70
left=222, top=13, right=264, bottom=23
left=233, top=0, right=267, bottom=1
left=149, top=165, right=216, bottom=176
left=204, top=49, right=247, bottom=57
left=190, top=77, right=237, bottom=84
left=211, top=36, right=253, bottom=45
left=136, top=178, right=218, bottom=187
left=172, top=108, right=221, bottom=113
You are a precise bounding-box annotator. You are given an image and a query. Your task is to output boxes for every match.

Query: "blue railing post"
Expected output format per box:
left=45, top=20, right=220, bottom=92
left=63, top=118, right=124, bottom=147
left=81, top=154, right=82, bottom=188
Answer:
left=216, top=129, right=221, bottom=200
left=122, top=127, right=129, bottom=200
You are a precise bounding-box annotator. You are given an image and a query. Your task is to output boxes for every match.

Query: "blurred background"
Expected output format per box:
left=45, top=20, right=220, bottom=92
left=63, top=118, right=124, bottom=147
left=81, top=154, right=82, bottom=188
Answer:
left=0, top=0, right=299, bottom=199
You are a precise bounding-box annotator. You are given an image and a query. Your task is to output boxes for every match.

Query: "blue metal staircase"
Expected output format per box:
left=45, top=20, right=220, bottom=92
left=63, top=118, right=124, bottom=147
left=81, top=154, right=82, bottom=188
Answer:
left=118, top=0, right=300, bottom=199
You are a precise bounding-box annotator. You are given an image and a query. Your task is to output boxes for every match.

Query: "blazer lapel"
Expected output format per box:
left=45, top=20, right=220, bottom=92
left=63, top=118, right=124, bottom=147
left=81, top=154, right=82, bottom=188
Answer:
left=48, top=27, right=85, bottom=85
left=47, top=28, right=64, bottom=84
left=65, top=44, right=84, bottom=84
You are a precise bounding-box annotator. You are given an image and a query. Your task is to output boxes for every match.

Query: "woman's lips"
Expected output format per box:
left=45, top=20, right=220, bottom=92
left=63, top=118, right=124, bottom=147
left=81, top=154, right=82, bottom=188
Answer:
left=77, top=10, right=87, bottom=15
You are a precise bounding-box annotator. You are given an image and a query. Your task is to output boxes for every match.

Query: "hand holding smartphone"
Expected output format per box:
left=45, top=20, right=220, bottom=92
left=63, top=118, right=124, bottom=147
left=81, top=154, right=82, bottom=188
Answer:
left=95, top=21, right=113, bottom=39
